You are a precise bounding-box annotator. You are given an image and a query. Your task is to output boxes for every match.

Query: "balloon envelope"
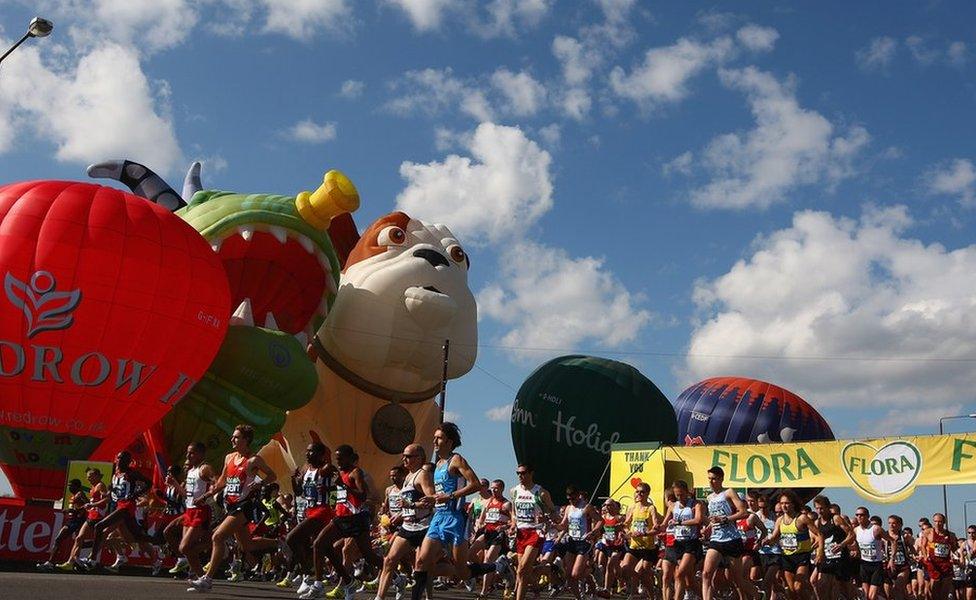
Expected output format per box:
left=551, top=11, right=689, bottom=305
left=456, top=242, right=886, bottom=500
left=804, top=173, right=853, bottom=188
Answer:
left=511, top=355, right=677, bottom=505
left=0, top=181, right=230, bottom=500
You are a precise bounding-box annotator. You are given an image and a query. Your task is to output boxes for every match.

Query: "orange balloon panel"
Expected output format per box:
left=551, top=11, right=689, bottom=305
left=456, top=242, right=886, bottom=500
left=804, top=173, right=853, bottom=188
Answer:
left=0, top=181, right=230, bottom=500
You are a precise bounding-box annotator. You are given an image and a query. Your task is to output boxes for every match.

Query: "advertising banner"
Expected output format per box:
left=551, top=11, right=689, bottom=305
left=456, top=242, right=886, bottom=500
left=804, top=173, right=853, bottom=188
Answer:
left=612, top=433, right=976, bottom=504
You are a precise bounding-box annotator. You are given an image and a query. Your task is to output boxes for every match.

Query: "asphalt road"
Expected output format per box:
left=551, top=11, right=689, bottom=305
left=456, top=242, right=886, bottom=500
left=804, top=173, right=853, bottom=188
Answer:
left=0, top=570, right=466, bottom=600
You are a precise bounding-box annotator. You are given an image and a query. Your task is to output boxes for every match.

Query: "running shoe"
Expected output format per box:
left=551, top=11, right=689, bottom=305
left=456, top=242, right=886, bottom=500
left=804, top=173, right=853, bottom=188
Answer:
left=297, top=576, right=316, bottom=596
left=394, top=574, right=409, bottom=600
left=325, top=581, right=345, bottom=599
left=465, top=578, right=477, bottom=592
left=170, top=557, right=190, bottom=575
left=227, top=570, right=244, bottom=583
left=55, top=560, right=76, bottom=572
left=300, top=581, right=326, bottom=599
left=276, top=572, right=294, bottom=588
left=360, top=577, right=379, bottom=592
left=343, top=577, right=362, bottom=600
left=187, top=575, right=213, bottom=593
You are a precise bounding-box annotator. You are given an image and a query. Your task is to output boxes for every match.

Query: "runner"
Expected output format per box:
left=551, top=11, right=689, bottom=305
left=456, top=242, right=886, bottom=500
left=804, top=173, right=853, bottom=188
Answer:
left=811, top=495, right=854, bottom=600
left=554, top=484, right=601, bottom=600
left=88, top=450, right=158, bottom=572
left=383, top=465, right=407, bottom=535
left=736, top=491, right=767, bottom=590
left=175, top=442, right=215, bottom=580
left=701, top=466, right=756, bottom=600
left=661, top=480, right=703, bottom=600
left=962, top=525, right=976, bottom=600
left=304, top=444, right=382, bottom=599
left=620, top=482, right=660, bottom=599
left=411, top=423, right=498, bottom=600
left=754, top=495, right=783, bottom=600
left=156, top=464, right=187, bottom=576
left=509, top=464, right=557, bottom=600
left=186, top=424, right=278, bottom=593
left=597, top=498, right=627, bottom=595
left=475, top=479, right=514, bottom=598
left=764, top=490, right=821, bottom=600
left=376, top=443, right=433, bottom=600
left=467, top=479, right=491, bottom=556
left=919, top=513, right=957, bottom=600
left=886, top=514, right=914, bottom=600
left=60, top=468, right=109, bottom=570
left=283, top=442, right=337, bottom=593
left=852, top=507, right=891, bottom=600
left=39, top=478, right=87, bottom=570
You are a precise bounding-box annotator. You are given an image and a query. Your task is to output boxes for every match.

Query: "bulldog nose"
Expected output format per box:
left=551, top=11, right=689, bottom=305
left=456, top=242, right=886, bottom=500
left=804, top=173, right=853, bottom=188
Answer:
left=413, top=248, right=449, bottom=268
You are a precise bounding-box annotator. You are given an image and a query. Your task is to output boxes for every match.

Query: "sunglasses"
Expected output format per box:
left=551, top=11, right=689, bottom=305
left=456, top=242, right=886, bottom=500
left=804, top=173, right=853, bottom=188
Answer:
left=516, top=471, right=529, bottom=475
left=856, top=513, right=868, bottom=517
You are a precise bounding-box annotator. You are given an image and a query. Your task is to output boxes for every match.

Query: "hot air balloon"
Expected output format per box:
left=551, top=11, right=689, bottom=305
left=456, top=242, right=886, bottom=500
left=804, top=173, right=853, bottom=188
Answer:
left=277, top=211, right=478, bottom=495
left=511, top=355, right=678, bottom=505
left=674, top=376, right=834, bottom=502
left=0, top=180, right=230, bottom=500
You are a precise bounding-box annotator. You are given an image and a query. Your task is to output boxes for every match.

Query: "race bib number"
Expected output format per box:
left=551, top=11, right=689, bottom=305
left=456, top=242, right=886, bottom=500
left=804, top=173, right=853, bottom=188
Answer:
left=632, top=520, right=648, bottom=535
left=893, top=550, right=906, bottom=565
left=225, top=477, right=242, bottom=497
left=825, top=543, right=842, bottom=559
left=486, top=507, right=501, bottom=523
left=336, top=488, right=348, bottom=504
left=604, top=526, right=618, bottom=543
left=515, top=501, right=535, bottom=522
left=569, top=520, right=584, bottom=539
left=781, top=533, right=798, bottom=551
left=673, top=525, right=692, bottom=540
left=860, top=543, right=879, bottom=561
left=934, top=543, right=950, bottom=558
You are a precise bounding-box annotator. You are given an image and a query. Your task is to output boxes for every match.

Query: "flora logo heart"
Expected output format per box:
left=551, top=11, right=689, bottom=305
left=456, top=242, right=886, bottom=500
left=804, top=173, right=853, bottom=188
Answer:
left=841, top=441, right=922, bottom=501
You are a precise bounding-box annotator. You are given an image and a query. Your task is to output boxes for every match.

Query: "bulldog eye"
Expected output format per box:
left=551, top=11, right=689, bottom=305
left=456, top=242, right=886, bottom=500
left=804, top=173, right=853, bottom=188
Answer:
left=378, top=226, right=406, bottom=246
left=448, top=245, right=467, bottom=266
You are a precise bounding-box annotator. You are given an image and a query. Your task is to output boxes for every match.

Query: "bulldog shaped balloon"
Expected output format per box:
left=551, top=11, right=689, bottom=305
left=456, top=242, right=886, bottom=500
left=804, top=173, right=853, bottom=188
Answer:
left=279, top=211, right=477, bottom=488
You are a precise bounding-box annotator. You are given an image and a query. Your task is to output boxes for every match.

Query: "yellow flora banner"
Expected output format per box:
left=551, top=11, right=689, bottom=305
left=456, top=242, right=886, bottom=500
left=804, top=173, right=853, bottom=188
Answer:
left=611, top=434, right=976, bottom=504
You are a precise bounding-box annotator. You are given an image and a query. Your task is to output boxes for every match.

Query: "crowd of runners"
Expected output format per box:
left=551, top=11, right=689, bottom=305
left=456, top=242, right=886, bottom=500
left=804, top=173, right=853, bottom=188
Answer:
left=34, top=422, right=976, bottom=600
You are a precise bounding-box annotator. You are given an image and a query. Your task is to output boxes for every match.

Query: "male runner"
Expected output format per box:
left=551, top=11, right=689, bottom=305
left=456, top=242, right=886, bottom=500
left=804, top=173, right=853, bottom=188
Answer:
left=284, top=442, right=337, bottom=593
left=702, top=466, right=757, bottom=600
left=920, top=512, right=957, bottom=600
left=176, top=442, right=215, bottom=580
left=89, top=450, right=158, bottom=572
left=510, top=464, right=557, bottom=600
left=39, top=478, right=87, bottom=570
left=811, top=495, right=854, bottom=600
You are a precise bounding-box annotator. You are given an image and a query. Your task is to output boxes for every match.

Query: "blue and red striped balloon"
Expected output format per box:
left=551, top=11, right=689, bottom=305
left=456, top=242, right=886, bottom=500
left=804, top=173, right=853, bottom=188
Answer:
left=675, top=376, right=833, bottom=447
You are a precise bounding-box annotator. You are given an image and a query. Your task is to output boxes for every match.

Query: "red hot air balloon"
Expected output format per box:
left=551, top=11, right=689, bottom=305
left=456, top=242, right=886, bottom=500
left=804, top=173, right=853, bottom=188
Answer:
left=0, top=180, right=230, bottom=500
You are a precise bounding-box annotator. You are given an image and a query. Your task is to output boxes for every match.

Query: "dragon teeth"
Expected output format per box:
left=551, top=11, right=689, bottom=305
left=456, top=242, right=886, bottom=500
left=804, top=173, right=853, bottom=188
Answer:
left=264, top=312, right=279, bottom=330
left=269, top=226, right=288, bottom=244
left=294, top=332, right=309, bottom=347
left=239, top=226, right=254, bottom=242
left=297, top=235, right=316, bottom=254
left=230, top=298, right=254, bottom=327
left=210, top=239, right=222, bottom=253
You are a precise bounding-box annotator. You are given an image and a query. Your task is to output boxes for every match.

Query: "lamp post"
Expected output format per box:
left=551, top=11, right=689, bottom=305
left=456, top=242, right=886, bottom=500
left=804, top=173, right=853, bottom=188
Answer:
left=939, top=413, right=976, bottom=523
left=965, top=500, right=976, bottom=529
left=0, top=17, right=54, bottom=67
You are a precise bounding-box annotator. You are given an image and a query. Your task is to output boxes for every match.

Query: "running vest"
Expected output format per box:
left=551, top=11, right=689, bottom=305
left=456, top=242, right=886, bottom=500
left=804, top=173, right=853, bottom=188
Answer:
left=262, top=497, right=282, bottom=526
left=484, top=497, right=510, bottom=532
left=758, top=512, right=781, bottom=555
left=224, top=455, right=253, bottom=505
left=780, top=515, right=813, bottom=555
left=603, top=514, right=625, bottom=546
left=630, top=503, right=656, bottom=549
left=399, top=469, right=432, bottom=531
left=335, top=468, right=365, bottom=516
left=470, top=495, right=487, bottom=523
left=302, top=466, right=334, bottom=508
left=820, top=517, right=844, bottom=559
left=164, top=484, right=185, bottom=515
left=567, top=503, right=589, bottom=541
left=928, top=530, right=952, bottom=561
left=434, top=455, right=465, bottom=513
left=737, top=512, right=758, bottom=551
left=888, top=532, right=909, bottom=567
left=111, top=471, right=138, bottom=503
left=512, top=484, right=544, bottom=530
left=87, top=485, right=107, bottom=520
left=387, top=485, right=404, bottom=518
left=856, top=525, right=884, bottom=562
left=707, top=489, right=739, bottom=542
left=672, top=498, right=699, bottom=541
left=185, top=465, right=209, bottom=507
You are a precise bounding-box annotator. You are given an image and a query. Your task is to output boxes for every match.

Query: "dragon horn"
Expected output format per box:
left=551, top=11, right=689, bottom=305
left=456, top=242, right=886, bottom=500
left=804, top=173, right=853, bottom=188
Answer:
left=182, top=161, right=202, bottom=202
left=87, top=159, right=186, bottom=211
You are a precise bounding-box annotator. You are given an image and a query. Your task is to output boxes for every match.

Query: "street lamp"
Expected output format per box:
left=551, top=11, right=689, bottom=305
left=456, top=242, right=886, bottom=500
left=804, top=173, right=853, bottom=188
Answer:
left=0, top=17, right=54, bottom=67
left=940, top=413, right=976, bottom=523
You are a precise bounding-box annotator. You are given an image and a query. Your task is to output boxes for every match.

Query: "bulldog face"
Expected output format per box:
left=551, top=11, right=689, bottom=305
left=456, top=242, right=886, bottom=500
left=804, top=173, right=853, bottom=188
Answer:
left=318, top=212, right=477, bottom=393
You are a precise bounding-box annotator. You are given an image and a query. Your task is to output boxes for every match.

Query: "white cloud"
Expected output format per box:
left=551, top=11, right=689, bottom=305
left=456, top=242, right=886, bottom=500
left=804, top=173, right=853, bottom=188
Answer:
left=385, top=68, right=495, bottom=121
left=443, top=410, right=462, bottom=422
left=905, top=35, right=940, bottom=66
left=927, top=158, right=976, bottom=205
left=485, top=404, right=513, bottom=421
left=41, top=0, right=199, bottom=54
left=685, top=67, right=870, bottom=209
left=0, top=42, right=182, bottom=173
left=476, top=0, right=552, bottom=38
left=609, top=37, right=735, bottom=109
left=479, top=241, right=652, bottom=359
left=948, top=41, right=969, bottom=67
left=856, top=36, right=897, bottom=70
left=735, top=24, right=779, bottom=52
left=684, top=206, right=976, bottom=410
left=283, top=119, right=338, bottom=143
left=490, top=69, right=547, bottom=116
left=868, top=404, right=964, bottom=436
left=396, top=122, right=553, bottom=244
left=339, top=79, right=365, bottom=99
left=537, top=123, right=561, bottom=148
left=387, top=0, right=457, bottom=31
left=261, top=0, right=350, bottom=39
left=663, top=151, right=694, bottom=176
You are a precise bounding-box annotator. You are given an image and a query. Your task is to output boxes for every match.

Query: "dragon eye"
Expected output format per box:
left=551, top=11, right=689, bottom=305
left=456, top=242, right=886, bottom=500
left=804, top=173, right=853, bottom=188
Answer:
left=378, top=226, right=406, bottom=246
left=448, top=245, right=466, bottom=263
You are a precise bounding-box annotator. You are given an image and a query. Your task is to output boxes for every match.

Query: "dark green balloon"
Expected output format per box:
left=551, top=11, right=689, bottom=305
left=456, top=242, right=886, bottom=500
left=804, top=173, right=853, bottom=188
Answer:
left=511, top=355, right=677, bottom=505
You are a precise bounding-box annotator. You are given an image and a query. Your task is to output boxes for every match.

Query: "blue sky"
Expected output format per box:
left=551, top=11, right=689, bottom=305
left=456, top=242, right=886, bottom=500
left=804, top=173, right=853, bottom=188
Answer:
left=1, top=0, right=975, bottom=522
